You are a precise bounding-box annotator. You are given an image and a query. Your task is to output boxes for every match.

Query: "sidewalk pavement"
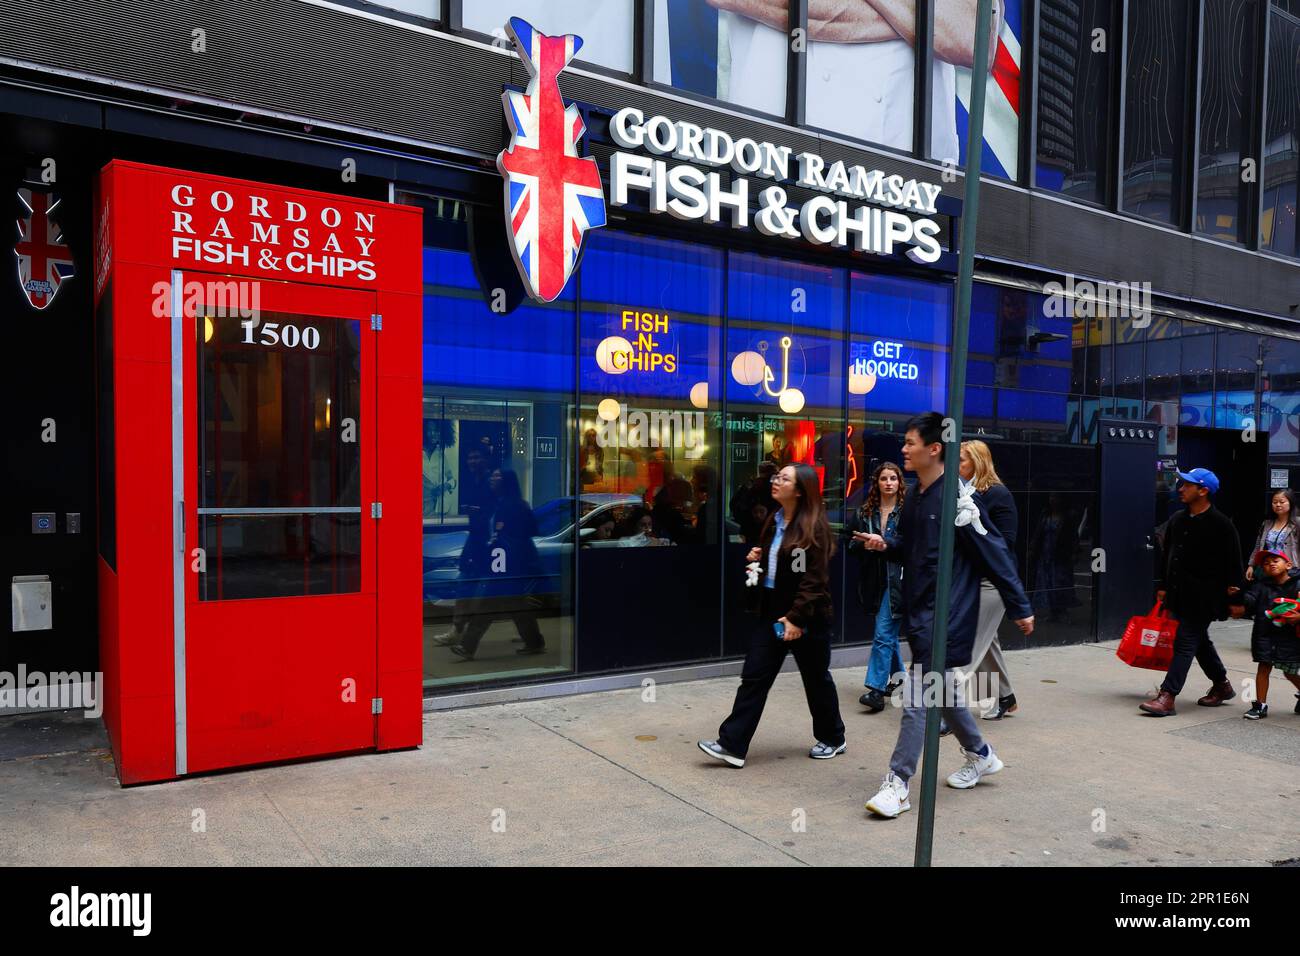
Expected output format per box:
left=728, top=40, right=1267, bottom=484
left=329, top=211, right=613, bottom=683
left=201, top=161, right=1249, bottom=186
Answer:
left=1, top=621, right=1297, bottom=867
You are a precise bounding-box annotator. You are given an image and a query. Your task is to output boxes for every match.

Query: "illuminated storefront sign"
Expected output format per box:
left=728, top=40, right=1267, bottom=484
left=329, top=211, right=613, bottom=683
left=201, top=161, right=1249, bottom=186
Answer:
left=608, top=108, right=944, bottom=264
left=731, top=336, right=806, bottom=414
left=15, top=186, right=74, bottom=310
left=496, top=18, right=607, bottom=303
left=851, top=340, right=921, bottom=381
left=596, top=309, right=679, bottom=373
left=493, top=19, right=948, bottom=304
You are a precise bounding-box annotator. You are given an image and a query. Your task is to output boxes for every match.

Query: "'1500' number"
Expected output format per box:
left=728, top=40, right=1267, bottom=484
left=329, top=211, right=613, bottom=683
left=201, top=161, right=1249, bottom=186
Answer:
left=240, top=321, right=321, bottom=349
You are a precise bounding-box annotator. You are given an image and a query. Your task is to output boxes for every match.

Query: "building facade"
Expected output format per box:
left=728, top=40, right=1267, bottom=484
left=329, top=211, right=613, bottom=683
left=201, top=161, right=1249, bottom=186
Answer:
left=2, top=0, right=1299, bottom=727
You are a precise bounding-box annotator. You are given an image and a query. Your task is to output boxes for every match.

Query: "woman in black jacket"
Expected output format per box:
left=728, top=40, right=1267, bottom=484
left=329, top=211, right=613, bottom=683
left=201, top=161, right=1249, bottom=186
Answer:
left=846, top=462, right=906, bottom=713
left=698, top=463, right=846, bottom=767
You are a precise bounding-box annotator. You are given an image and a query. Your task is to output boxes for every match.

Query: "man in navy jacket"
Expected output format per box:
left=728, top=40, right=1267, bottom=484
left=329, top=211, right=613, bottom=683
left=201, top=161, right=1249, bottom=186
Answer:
left=860, top=412, right=1034, bottom=818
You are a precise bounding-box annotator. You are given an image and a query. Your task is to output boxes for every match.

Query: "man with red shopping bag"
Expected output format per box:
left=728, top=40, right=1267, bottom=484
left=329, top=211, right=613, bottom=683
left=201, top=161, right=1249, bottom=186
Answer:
left=1117, top=602, right=1178, bottom=670
left=1139, top=468, right=1243, bottom=717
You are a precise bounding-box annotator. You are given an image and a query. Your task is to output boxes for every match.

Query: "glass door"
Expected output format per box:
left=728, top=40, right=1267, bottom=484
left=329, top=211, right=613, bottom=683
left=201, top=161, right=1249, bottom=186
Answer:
left=176, top=272, right=378, bottom=774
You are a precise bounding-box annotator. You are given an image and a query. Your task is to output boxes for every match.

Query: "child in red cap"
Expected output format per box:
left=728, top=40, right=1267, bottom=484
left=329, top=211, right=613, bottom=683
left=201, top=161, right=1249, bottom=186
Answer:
left=1230, top=548, right=1300, bottom=719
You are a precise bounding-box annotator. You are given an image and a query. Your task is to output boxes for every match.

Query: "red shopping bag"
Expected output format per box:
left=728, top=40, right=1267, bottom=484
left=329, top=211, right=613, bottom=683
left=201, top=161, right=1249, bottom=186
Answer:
left=1116, top=603, right=1178, bottom=670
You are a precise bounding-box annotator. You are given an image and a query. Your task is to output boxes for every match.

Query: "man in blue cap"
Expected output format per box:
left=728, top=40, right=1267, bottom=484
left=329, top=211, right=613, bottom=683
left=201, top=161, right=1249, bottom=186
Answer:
left=1141, top=467, right=1243, bottom=716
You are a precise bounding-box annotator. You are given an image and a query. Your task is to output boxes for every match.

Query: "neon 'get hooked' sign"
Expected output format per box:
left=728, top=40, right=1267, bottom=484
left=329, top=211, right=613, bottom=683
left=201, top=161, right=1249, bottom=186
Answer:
left=852, top=340, right=921, bottom=381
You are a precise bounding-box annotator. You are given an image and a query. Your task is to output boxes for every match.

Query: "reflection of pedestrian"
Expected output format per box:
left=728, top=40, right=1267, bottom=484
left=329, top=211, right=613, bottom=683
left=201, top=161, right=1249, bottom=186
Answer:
left=846, top=462, right=906, bottom=713
left=1141, top=468, right=1242, bottom=717
left=451, top=469, right=547, bottom=660
left=1027, top=492, right=1078, bottom=620
left=959, top=440, right=1020, bottom=720
left=430, top=446, right=492, bottom=648
left=652, top=465, right=694, bottom=545
left=698, top=463, right=846, bottom=767
left=691, top=464, right=717, bottom=544
left=729, top=462, right=776, bottom=544
left=579, top=428, right=604, bottom=487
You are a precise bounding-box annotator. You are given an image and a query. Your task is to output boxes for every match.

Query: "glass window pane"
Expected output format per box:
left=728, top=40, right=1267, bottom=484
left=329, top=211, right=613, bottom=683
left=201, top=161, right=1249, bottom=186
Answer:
left=1146, top=325, right=1181, bottom=402
left=1115, top=340, right=1144, bottom=401
left=726, top=252, right=846, bottom=651
left=1181, top=329, right=1215, bottom=426
left=970, top=284, right=1072, bottom=393
left=1122, top=0, right=1194, bottom=224
left=199, top=313, right=361, bottom=511
left=967, top=388, right=1079, bottom=442
left=408, top=196, right=577, bottom=688
left=1215, top=330, right=1261, bottom=427
left=1036, top=0, right=1114, bottom=203
left=653, top=0, right=787, bottom=116
left=371, top=0, right=440, bottom=20
left=846, top=273, right=949, bottom=417
left=1261, top=333, right=1300, bottom=453
left=578, top=231, right=724, bottom=670
left=1196, top=0, right=1262, bottom=243
left=197, top=310, right=362, bottom=600
left=1082, top=310, right=1112, bottom=396
left=930, top=0, right=1024, bottom=179
left=465, top=0, right=634, bottom=73
left=1261, top=0, right=1300, bottom=257
left=802, top=12, right=916, bottom=149
left=198, top=514, right=361, bottom=600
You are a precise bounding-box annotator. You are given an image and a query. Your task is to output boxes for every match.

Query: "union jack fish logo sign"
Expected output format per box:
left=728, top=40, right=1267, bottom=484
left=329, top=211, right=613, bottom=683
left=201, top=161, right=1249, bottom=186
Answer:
left=15, top=187, right=74, bottom=310
left=496, top=17, right=606, bottom=303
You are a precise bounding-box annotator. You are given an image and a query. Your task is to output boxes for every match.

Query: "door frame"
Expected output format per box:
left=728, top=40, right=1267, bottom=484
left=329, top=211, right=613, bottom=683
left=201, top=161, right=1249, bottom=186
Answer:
left=169, top=269, right=380, bottom=775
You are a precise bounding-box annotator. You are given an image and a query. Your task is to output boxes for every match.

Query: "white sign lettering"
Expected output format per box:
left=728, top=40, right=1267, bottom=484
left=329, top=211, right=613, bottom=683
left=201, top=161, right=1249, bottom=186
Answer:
left=609, top=107, right=945, bottom=263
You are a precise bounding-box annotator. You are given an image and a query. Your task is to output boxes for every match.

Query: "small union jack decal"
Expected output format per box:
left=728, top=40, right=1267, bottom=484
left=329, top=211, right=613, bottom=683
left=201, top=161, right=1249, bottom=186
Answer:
left=496, top=17, right=606, bottom=303
left=15, top=187, right=75, bottom=310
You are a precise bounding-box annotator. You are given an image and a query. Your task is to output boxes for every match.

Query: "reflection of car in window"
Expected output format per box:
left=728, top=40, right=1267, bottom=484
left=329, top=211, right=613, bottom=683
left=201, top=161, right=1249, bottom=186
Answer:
left=422, top=494, right=642, bottom=604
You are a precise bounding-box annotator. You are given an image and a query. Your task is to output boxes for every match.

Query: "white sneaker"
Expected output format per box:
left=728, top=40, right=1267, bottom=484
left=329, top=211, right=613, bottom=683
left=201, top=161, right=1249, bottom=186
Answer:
left=865, top=772, right=911, bottom=818
left=946, top=745, right=1003, bottom=789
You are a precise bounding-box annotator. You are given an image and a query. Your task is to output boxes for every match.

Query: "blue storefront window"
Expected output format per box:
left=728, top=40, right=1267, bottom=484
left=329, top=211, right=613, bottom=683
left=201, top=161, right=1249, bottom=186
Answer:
left=849, top=273, right=951, bottom=417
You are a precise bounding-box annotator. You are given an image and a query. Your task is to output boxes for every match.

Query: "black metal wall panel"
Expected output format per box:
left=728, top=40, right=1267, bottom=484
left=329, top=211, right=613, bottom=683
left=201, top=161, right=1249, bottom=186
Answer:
left=0, top=0, right=1296, bottom=324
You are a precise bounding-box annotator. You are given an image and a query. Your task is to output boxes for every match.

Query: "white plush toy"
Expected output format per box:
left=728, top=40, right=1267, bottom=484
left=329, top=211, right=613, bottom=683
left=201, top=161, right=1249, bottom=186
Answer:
left=954, top=479, right=988, bottom=535
left=745, top=561, right=762, bottom=587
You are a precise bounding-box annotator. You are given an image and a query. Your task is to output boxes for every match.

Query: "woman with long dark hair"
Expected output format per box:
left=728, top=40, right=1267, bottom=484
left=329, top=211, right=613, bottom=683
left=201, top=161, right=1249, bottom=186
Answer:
left=847, top=462, right=907, bottom=713
left=698, top=463, right=846, bottom=767
left=1246, top=488, right=1300, bottom=580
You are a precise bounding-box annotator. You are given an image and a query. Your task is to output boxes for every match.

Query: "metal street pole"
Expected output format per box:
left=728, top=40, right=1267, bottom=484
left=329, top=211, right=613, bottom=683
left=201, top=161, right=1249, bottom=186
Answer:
left=914, top=0, right=994, bottom=868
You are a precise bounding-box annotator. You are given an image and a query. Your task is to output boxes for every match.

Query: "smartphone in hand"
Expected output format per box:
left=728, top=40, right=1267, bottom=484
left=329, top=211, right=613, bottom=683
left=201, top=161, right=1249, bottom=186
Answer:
left=773, top=620, right=786, bottom=641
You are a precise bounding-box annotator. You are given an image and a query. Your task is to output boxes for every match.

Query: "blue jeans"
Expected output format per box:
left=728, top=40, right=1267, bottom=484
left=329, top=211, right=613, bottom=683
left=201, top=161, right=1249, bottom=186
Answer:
left=865, top=591, right=904, bottom=692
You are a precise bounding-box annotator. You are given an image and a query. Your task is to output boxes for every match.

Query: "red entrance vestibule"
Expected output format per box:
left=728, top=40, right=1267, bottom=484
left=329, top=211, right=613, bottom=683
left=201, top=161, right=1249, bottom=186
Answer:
left=95, top=161, right=423, bottom=784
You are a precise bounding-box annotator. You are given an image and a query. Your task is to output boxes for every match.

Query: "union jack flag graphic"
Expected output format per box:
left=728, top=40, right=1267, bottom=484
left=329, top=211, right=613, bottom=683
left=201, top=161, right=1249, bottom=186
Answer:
left=496, top=17, right=606, bottom=303
left=15, top=187, right=74, bottom=310
left=954, top=0, right=1022, bottom=179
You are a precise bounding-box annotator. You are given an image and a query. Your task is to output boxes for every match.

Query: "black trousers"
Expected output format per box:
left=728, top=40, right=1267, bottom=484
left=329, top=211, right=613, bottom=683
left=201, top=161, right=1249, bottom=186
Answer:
left=717, top=604, right=845, bottom=758
left=1161, top=614, right=1227, bottom=696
